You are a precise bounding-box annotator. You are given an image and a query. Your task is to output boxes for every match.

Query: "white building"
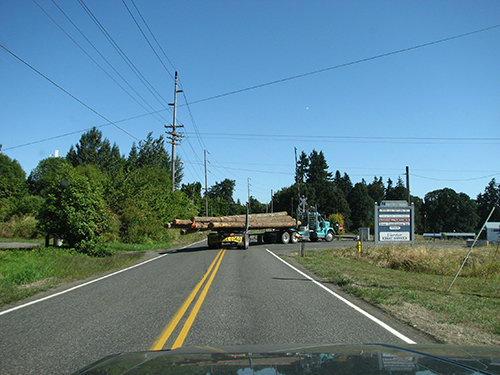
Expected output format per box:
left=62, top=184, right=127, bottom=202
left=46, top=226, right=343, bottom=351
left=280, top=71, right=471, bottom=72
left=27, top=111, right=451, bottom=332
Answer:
left=485, top=222, right=500, bottom=243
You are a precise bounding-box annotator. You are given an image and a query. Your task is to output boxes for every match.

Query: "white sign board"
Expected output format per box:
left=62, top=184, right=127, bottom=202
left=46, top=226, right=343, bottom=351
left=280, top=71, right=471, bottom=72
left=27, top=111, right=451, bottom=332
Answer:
left=375, top=201, right=414, bottom=244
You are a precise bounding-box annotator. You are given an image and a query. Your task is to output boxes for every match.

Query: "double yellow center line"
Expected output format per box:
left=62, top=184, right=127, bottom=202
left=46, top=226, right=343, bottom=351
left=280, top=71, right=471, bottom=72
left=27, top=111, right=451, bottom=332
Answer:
left=150, top=249, right=226, bottom=350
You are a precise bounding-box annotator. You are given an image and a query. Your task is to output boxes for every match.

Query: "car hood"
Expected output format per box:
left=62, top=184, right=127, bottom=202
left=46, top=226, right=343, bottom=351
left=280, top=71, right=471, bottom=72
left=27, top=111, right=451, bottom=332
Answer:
left=73, top=344, right=500, bottom=375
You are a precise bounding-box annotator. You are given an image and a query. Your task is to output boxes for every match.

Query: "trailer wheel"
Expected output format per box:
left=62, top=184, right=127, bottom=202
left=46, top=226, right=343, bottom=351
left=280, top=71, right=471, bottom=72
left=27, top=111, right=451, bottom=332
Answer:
left=290, top=231, right=299, bottom=244
left=325, top=230, right=334, bottom=242
left=208, top=235, right=220, bottom=249
left=280, top=231, right=290, bottom=244
left=243, top=234, right=249, bottom=249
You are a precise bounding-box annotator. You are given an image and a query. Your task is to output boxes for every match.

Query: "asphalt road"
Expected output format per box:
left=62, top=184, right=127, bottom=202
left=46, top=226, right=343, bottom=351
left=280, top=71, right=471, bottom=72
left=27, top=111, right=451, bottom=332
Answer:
left=0, top=238, right=431, bottom=374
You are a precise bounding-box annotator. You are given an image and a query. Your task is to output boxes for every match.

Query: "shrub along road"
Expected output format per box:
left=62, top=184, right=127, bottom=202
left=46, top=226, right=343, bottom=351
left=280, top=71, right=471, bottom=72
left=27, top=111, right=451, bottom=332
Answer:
left=0, top=239, right=430, bottom=375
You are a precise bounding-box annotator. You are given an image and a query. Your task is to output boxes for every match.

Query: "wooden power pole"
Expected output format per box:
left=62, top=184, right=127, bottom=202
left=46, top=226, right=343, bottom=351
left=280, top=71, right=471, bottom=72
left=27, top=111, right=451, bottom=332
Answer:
left=165, top=71, right=183, bottom=192
left=406, top=166, right=410, bottom=203
left=205, top=149, right=208, bottom=216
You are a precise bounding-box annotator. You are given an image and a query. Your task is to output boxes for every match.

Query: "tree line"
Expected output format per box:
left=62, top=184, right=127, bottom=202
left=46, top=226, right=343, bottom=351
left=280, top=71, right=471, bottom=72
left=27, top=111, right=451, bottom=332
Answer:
left=1, top=130, right=499, bottom=255
left=272, top=150, right=499, bottom=235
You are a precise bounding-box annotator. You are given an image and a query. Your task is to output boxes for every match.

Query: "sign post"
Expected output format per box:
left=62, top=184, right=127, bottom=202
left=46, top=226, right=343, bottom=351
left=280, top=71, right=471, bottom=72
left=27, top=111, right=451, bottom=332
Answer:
left=375, top=200, right=414, bottom=245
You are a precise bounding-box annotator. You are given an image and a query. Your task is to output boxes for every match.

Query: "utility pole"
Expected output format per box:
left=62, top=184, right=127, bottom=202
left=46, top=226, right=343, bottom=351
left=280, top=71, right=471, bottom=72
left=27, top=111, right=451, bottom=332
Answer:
left=294, top=147, right=300, bottom=200
left=271, top=189, right=274, bottom=213
left=247, top=178, right=251, bottom=210
left=406, top=166, right=410, bottom=204
left=204, top=150, right=208, bottom=216
left=165, top=71, right=183, bottom=192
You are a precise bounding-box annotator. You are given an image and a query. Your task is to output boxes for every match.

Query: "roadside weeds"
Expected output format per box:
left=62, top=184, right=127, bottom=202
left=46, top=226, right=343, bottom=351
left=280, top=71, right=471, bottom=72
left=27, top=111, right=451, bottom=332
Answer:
left=292, top=245, right=500, bottom=346
left=0, top=232, right=204, bottom=308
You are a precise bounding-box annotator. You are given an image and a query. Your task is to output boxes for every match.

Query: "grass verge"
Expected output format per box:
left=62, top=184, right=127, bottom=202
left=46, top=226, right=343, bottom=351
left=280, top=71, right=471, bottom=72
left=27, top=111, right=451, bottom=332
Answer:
left=0, top=247, right=143, bottom=308
left=0, top=231, right=205, bottom=308
left=293, top=244, right=500, bottom=346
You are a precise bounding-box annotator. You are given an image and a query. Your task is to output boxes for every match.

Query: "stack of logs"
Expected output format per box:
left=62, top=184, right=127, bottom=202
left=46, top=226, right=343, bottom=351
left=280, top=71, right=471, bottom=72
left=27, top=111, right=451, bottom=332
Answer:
left=165, top=211, right=298, bottom=235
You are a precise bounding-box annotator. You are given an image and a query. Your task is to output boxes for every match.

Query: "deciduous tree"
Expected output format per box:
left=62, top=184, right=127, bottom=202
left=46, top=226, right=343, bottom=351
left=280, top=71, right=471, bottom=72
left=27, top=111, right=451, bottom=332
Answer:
left=36, top=164, right=112, bottom=255
left=27, top=156, right=70, bottom=196
left=0, top=153, right=27, bottom=220
left=423, top=188, right=478, bottom=233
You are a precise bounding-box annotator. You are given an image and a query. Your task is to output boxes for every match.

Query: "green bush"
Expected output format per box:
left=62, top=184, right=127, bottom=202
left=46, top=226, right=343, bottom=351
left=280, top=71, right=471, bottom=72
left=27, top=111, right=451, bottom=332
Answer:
left=75, top=238, right=115, bottom=257
left=37, top=165, right=111, bottom=254
left=118, top=166, right=197, bottom=244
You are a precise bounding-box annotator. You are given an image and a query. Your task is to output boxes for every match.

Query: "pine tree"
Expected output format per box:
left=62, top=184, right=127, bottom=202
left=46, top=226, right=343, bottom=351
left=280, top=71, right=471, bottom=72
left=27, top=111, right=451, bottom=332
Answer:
left=476, top=178, right=500, bottom=224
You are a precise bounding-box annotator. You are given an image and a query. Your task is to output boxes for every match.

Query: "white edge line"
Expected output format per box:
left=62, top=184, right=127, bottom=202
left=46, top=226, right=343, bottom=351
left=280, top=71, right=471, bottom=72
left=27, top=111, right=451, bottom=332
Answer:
left=0, top=239, right=207, bottom=316
left=265, top=248, right=417, bottom=345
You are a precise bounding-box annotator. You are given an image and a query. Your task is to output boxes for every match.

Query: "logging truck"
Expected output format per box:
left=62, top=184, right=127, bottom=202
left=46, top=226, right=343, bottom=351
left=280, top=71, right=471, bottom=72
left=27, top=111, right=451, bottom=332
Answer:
left=166, top=207, right=335, bottom=249
left=259, top=207, right=335, bottom=245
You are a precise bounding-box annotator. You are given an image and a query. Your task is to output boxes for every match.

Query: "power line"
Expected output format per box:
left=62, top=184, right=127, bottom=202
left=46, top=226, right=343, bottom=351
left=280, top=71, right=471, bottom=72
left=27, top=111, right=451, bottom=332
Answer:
left=183, top=24, right=500, bottom=107
left=122, top=0, right=209, bottom=172
left=179, top=89, right=208, bottom=152
left=77, top=0, right=171, bottom=110
left=178, top=130, right=205, bottom=177
left=205, top=150, right=240, bottom=179
left=122, top=0, right=174, bottom=81
left=183, top=132, right=500, bottom=144
left=208, top=165, right=292, bottom=176
left=36, top=0, right=170, bottom=126
left=4, top=23, right=498, bottom=152
left=2, top=110, right=166, bottom=151
left=130, top=0, right=177, bottom=74
left=0, top=43, right=139, bottom=141
left=78, top=23, right=499, bottom=126
left=412, top=172, right=500, bottom=182
left=2, top=127, right=104, bottom=151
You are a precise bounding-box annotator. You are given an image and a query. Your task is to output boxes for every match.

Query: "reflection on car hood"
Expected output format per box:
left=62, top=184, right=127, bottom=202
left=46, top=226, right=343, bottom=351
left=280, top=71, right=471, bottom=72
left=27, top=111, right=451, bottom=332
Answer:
left=73, top=344, right=500, bottom=375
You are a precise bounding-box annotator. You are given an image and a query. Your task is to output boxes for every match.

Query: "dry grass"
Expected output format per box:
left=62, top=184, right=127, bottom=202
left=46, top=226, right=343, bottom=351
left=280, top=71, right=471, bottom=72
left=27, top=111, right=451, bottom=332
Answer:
left=338, top=243, right=500, bottom=277
left=295, top=243, right=500, bottom=345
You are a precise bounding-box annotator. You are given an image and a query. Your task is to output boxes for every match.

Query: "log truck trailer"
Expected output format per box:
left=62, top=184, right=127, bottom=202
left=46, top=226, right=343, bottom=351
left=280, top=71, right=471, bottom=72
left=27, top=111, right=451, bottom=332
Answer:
left=207, top=205, right=335, bottom=249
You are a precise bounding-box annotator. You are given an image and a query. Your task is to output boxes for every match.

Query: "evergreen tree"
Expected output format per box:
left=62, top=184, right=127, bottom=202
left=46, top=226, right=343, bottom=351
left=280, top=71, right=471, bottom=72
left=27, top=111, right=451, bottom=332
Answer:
left=367, top=176, right=385, bottom=204
left=66, top=127, right=126, bottom=179
left=181, top=182, right=204, bottom=214
left=135, top=132, right=170, bottom=169
left=476, top=178, right=500, bottom=225
left=305, top=150, right=333, bottom=213
left=296, top=151, right=309, bottom=185
left=330, top=188, right=351, bottom=230
left=67, top=127, right=105, bottom=167
left=334, top=171, right=353, bottom=197
left=347, top=180, right=373, bottom=230
left=249, top=196, right=266, bottom=214
left=272, top=185, right=298, bottom=216
left=207, top=179, right=240, bottom=216
left=385, top=176, right=406, bottom=200
left=127, top=143, right=139, bottom=170
left=129, top=132, right=183, bottom=188
left=385, top=178, right=394, bottom=198
left=306, top=150, right=332, bottom=185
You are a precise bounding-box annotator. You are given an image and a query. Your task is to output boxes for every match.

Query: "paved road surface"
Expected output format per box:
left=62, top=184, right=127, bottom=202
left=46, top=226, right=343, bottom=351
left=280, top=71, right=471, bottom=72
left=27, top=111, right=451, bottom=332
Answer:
left=0, top=242, right=41, bottom=249
left=0, top=239, right=430, bottom=374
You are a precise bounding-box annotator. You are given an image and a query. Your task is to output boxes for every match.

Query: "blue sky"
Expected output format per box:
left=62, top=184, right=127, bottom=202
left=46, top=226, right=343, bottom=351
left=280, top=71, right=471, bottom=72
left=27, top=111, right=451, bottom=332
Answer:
left=1, top=0, right=499, bottom=205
